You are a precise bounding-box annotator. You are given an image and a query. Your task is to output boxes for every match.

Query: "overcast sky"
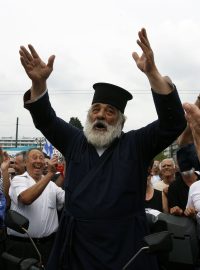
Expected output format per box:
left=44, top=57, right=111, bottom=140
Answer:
left=1, top=0, right=200, bottom=139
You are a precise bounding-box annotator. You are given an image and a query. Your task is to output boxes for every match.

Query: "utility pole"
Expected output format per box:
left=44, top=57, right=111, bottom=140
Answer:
left=15, top=117, right=19, bottom=148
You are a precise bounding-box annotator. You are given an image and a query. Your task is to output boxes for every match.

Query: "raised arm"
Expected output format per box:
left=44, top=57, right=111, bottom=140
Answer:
left=132, top=28, right=173, bottom=94
left=19, top=44, right=55, bottom=100
left=183, top=102, right=200, bottom=161
left=177, top=95, right=200, bottom=146
left=132, top=28, right=186, bottom=161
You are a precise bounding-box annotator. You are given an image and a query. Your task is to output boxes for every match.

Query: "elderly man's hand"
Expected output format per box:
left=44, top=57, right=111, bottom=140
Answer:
left=19, top=44, right=55, bottom=98
left=19, top=44, right=55, bottom=82
left=132, top=28, right=173, bottom=95
left=132, top=28, right=157, bottom=75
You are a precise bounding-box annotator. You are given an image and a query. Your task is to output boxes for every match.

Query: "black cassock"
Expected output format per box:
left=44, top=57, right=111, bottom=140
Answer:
left=24, top=88, right=186, bottom=270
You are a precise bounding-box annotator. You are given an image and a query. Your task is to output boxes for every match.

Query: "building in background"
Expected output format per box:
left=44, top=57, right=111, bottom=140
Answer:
left=0, top=136, right=45, bottom=156
left=0, top=136, right=44, bottom=148
left=0, top=136, right=61, bottom=158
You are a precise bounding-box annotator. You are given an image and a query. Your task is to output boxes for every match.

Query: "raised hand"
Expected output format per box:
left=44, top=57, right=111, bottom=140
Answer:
left=183, top=103, right=200, bottom=160
left=0, top=151, right=10, bottom=171
left=132, top=28, right=173, bottom=94
left=132, top=28, right=157, bottom=75
left=47, top=155, right=58, bottom=174
left=19, top=44, right=55, bottom=83
left=19, top=44, right=55, bottom=98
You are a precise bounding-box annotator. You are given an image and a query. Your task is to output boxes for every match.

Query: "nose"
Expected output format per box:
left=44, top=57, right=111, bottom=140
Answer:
left=96, top=109, right=106, bottom=120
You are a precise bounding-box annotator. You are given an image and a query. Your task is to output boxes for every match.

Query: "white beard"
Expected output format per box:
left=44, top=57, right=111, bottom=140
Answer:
left=84, top=117, right=123, bottom=148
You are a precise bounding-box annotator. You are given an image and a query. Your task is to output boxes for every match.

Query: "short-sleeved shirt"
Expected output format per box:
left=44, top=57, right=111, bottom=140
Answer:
left=187, top=180, right=200, bottom=210
left=8, top=171, right=65, bottom=238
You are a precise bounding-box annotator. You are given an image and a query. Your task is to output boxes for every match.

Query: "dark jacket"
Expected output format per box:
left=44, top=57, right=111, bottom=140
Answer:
left=24, top=88, right=186, bottom=270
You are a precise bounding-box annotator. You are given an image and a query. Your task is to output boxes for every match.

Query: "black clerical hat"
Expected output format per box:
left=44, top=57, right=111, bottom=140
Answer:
left=176, top=143, right=200, bottom=172
left=92, top=82, right=133, bottom=113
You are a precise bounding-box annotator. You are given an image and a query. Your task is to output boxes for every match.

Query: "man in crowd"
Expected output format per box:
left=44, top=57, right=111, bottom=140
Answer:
left=19, top=28, right=186, bottom=270
left=168, top=143, right=200, bottom=216
left=154, top=158, right=176, bottom=192
left=6, top=148, right=65, bottom=268
left=14, top=151, right=26, bottom=175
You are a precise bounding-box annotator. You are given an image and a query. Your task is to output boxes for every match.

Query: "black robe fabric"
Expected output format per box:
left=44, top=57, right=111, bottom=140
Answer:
left=24, top=88, right=186, bottom=270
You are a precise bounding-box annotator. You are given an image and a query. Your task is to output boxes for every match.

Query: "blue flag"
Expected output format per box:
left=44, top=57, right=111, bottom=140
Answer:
left=43, top=139, right=54, bottom=158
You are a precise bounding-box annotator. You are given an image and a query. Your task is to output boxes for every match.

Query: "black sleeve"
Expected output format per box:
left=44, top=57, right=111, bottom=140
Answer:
left=24, top=90, right=82, bottom=159
left=133, top=87, right=187, bottom=161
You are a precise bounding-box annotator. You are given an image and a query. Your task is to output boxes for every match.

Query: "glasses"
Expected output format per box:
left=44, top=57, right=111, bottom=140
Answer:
left=181, top=168, right=195, bottom=176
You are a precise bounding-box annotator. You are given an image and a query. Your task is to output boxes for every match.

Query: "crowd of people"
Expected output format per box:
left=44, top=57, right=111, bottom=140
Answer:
left=0, top=148, right=66, bottom=269
left=1, top=27, right=200, bottom=269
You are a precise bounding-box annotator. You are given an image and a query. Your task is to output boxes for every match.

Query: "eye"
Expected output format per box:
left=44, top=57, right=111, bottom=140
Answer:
left=107, top=109, right=114, bottom=114
left=92, top=108, right=99, bottom=113
left=91, top=106, right=100, bottom=113
left=106, top=107, right=116, bottom=115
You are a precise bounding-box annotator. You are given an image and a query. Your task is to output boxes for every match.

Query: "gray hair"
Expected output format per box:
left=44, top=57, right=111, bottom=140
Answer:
left=159, top=158, right=176, bottom=170
left=15, top=151, right=27, bottom=161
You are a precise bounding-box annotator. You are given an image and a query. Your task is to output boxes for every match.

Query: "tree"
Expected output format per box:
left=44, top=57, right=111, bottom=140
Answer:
left=69, top=117, right=83, bottom=130
left=154, top=150, right=167, bottom=161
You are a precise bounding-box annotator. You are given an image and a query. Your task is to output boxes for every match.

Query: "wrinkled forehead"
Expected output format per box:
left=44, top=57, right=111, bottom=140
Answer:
left=27, top=149, right=44, bottom=159
left=161, top=161, right=174, bottom=167
left=90, top=103, right=119, bottom=111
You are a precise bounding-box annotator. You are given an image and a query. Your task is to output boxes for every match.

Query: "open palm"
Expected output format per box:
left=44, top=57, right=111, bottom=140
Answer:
left=132, top=28, right=156, bottom=74
left=19, top=44, right=55, bottom=82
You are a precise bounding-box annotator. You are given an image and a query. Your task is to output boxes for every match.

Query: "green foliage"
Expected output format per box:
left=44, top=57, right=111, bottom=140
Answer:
left=154, top=151, right=167, bottom=161
left=69, top=117, right=83, bottom=130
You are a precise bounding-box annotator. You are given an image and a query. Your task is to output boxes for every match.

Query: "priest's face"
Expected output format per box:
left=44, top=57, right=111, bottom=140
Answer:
left=84, top=103, right=125, bottom=148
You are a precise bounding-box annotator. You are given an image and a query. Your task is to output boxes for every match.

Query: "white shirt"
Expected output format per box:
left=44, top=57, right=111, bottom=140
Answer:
left=187, top=181, right=200, bottom=238
left=8, top=171, right=65, bottom=238
left=186, top=180, right=200, bottom=210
